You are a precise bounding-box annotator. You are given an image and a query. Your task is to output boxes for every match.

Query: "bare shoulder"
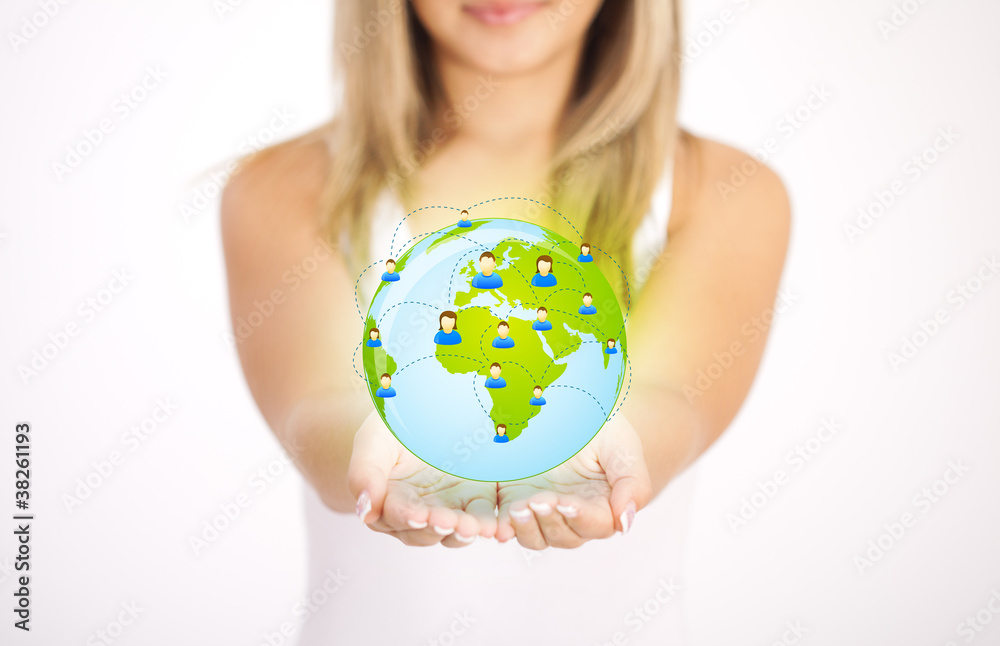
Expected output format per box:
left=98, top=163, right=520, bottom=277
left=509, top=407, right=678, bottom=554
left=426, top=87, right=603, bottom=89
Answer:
left=220, top=132, right=332, bottom=246
left=670, top=131, right=791, bottom=242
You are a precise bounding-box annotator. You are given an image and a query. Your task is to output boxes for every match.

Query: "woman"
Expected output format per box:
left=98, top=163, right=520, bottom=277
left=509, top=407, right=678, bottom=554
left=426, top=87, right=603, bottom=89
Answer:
left=530, top=254, right=558, bottom=287
left=222, top=0, right=789, bottom=642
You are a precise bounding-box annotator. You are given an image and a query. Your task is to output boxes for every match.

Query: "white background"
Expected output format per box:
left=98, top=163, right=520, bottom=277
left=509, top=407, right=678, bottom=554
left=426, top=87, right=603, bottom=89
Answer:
left=1, top=0, right=998, bottom=644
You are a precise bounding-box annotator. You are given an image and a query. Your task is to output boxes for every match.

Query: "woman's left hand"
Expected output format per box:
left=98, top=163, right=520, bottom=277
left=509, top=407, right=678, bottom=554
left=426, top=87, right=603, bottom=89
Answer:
left=495, top=414, right=652, bottom=549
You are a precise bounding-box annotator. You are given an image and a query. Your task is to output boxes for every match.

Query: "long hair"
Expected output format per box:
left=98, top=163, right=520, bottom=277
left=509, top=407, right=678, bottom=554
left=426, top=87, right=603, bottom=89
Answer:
left=321, top=0, right=682, bottom=278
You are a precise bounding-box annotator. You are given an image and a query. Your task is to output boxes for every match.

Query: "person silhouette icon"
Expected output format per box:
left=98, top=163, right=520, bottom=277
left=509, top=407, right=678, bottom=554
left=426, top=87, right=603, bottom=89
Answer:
left=493, top=423, right=510, bottom=443
left=381, top=259, right=400, bottom=282
left=530, top=254, right=557, bottom=287
left=471, top=252, right=503, bottom=289
left=579, top=293, right=597, bottom=315
left=484, top=362, right=506, bottom=388
left=433, top=310, right=462, bottom=345
left=492, top=321, right=515, bottom=348
left=375, top=373, right=396, bottom=398
left=529, top=385, right=546, bottom=406
left=577, top=242, right=594, bottom=263
left=532, top=306, right=552, bottom=331
left=457, top=209, right=471, bottom=228
left=605, top=338, right=618, bottom=354
left=366, top=328, right=382, bottom=347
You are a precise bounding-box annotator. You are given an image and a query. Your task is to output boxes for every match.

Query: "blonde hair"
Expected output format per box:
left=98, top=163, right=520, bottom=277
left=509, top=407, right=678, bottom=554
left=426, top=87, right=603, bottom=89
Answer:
left=321, top=0, right=682, bottom=279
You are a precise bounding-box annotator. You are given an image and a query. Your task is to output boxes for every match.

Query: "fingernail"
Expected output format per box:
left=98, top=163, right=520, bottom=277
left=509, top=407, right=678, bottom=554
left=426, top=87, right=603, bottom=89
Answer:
left=356, top=490, right=371, bottom=523
left=432, top=525, right=455, bottom=536
left=620, top=501, right=636, bottom=535
left=454, top=533, right=477, bottom=544
left=528, top=501, right=552, bottom=515
left=407, top=519, right=428, bottom=530
left=510, top=507, right=532, bottom=523
left=556, top=504, right=578, bottom=518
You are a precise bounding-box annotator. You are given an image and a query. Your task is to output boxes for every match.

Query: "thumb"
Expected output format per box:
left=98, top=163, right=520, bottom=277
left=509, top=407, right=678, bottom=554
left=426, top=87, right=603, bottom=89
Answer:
left=347, top=412, right=399, bottom=524
left=600, top=416, right=652, bottom=534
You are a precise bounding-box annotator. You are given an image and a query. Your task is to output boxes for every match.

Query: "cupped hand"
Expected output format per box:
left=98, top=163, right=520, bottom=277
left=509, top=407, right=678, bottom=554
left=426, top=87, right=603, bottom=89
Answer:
left=495, top=414, right=651, bottom=549
left=348, top=411, right=499, bottom=547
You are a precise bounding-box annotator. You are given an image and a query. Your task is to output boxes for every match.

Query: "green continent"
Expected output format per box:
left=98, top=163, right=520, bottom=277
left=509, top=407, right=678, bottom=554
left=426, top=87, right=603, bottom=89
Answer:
left=363, top=313, right=396, bottom=418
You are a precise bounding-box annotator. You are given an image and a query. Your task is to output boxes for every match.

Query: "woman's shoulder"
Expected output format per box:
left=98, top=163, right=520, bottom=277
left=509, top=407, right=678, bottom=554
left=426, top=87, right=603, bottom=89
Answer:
left=669, top=130, right=790, bottom=235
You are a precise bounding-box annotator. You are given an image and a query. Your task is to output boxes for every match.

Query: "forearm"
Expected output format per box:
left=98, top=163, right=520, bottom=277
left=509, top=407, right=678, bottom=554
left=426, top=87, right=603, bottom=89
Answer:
left=620, top=384, right=713, bottom=496
left=277, top=389, right=373, bottom=513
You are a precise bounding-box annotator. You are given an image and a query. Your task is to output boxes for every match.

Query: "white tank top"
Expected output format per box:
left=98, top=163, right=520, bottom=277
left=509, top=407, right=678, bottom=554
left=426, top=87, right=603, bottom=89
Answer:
left=298, top=154, right=698, bottom=646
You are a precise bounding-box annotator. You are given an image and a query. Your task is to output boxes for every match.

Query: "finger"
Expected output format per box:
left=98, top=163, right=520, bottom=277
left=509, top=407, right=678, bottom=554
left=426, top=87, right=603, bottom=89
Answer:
left=427, top=505, right=460, bottom=538
left=504, top=500, right=546, bottom=550
left=557, top=492, right=615, bottom=540
left=528, top=491, right=584, bottom=549
left=347, top=418, right=400, bottom=525
left=378, top=485, right=431, bottom=532
left=440, top=511, right=481, bottom=548
left=601, top=429, right=652, bottom=534
left=464, top=496, right=498, bottom=539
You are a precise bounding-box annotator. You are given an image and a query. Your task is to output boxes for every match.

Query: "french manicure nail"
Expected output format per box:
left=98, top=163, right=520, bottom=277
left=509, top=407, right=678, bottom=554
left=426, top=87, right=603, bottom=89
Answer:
left=454, top=533, right=477, bottom=544
left=407, top=519, right=428, bottom=530
left=620, top=501, right=636, bottom=535
left=528, top=501, right=552, bottom=515
left=433, top=525, right=455, bottom=536
left=510, top=507, right=532, bottom=523
left=556, top=504, right=578, bottom=518
left=356, top=490, right=372, bottom=523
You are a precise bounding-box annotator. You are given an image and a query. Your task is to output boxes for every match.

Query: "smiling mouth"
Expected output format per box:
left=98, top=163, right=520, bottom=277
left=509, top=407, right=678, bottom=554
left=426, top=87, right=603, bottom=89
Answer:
left=463, top=3, right=546, bottom=26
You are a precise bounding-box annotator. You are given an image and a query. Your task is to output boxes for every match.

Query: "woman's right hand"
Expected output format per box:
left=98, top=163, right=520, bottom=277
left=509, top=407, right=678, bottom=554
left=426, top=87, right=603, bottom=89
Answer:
left=348, top=411, right=499, bottom=547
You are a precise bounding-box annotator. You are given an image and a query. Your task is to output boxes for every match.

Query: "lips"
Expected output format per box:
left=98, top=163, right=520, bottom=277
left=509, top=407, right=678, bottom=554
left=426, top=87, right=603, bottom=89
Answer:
left=463, top=2, right=546, bottom=26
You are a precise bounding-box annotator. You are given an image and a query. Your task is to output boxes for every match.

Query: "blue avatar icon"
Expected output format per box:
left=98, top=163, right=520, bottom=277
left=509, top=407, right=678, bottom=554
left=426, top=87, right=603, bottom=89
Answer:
left=471, top=252, right=503, bottom=289
left=532, top=307, right=552, bottom=331
left=457, top=209, right=472, bottom=228
left=577, top=242, right=594, bottom=263
left=529, top=386, right=546, bottom=406
left=493, top=424, right=510, bottom=443
left=530, top=255, right=557, bottom=287
left=375, top=373, right=396, bottom=398
left=579, top=293, right=597, bottom=315
left=485, top=363, right=506, bottom=388
left=381, top=259, right=400, bottom=282
left=434, top=311, right=462, bottom=345
left=366, top=327, right=382, bottom=347
left=492, top=321, right=515, bottom=348
left=605, top=339, right=618, bottom=354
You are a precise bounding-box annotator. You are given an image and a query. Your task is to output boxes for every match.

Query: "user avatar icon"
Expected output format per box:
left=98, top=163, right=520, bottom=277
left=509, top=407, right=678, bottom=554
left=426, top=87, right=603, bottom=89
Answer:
left=579, top=293, right=597, bottom=315
left=366, top=327, right=382, bottom=347
left=530, top=254, right=557, bottom=287
left=492, top=320, right=515, bottom=348
left=493, top=423, right=510, bottom=443
left=532, top=306, right=552, bottom=331
left=458, top=209, right=471, bottom=228
left=381, top=259, right=400, bottom=282
left=529, top=385, right=546, bottom=406
left=605, top=338, right=618, bottom=354
left=471, top=252, right=503, bottom=289
left=578, top=242, right=593, bottom=263
left=485, top=362, right=506, bottom=389
left=433, top=310, right=462, bottom=345
left=375, top=373, right=396, bottom=398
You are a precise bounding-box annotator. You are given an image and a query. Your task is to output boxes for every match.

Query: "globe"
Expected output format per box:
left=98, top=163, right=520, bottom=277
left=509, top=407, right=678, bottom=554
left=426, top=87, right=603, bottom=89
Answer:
left=362, top=217, right=627, bottom=481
